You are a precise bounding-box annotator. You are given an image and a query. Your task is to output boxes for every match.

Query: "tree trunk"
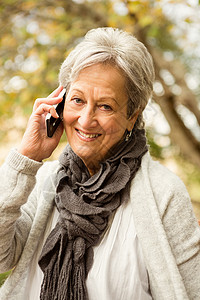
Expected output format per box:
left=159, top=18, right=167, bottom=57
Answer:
left=134, top=27, right=200, bottom=168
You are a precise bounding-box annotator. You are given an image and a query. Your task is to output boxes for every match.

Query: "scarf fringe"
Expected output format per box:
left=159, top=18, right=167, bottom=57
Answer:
left=56, top=261, right=73, bottom=300
left=73, top=263, right=88, bottom=300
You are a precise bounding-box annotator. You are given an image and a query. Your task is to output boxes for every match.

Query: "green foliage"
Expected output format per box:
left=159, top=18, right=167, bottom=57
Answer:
left=146, top=130, right=164, bottom=159
left=0, top=0, right=95, bottom=119
left=0, top=271, right=11, bottom=287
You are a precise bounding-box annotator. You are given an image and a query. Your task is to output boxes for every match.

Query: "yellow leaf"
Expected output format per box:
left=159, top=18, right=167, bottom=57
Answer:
left=184, top=17, right=192, bottom=24
left=128, top=2, right=141, bottom=14
left=139, top=15, right=153, bottom=27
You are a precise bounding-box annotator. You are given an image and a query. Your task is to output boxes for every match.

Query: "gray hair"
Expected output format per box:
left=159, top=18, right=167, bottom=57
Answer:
left=59, top=27, right=155, bottom=129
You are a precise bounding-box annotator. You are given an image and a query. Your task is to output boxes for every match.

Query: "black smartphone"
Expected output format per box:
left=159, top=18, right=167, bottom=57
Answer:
left=46, top=89, right=66, bottom=138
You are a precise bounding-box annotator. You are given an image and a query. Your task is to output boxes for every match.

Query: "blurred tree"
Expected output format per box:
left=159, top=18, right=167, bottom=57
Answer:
left=123, top=0, right=200, bottom=168
left=0, top=0, right=200, bottom=168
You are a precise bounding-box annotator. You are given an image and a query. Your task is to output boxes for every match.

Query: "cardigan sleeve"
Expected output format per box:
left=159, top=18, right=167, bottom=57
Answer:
left=0, top=149, right=42, bottom=273
left=161, top=170, right=200, bottom=299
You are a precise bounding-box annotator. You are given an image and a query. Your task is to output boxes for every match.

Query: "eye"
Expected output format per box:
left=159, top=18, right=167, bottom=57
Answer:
left=99, top=104, right=112, bottom=111
left=72, top=98, right=84, bottom=105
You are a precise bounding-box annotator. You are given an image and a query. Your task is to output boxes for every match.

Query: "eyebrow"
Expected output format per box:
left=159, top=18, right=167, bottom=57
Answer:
left=71, top=88, right=84, bottom=95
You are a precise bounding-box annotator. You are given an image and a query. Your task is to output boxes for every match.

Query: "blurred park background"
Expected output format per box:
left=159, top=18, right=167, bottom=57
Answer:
left=0, top=0, right=200, bottom=215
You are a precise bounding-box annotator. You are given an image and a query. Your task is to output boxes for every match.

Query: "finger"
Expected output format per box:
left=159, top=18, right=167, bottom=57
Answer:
left=34, top=103, right=59, bottom=118
left=47, top=86, right=63, bottom=98
left=33, top=95, right=63, bottom=112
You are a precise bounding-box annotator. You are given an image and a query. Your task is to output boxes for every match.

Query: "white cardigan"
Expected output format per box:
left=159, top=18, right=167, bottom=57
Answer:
left=0, top=149, right=200, bottom=299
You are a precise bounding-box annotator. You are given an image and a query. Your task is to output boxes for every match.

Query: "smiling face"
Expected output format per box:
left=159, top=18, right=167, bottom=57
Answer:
left=63, top=63, right=138, bottom=175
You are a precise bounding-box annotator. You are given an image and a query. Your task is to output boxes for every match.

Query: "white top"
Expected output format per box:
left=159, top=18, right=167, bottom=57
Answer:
left=25, top=196, right=152, bottom=300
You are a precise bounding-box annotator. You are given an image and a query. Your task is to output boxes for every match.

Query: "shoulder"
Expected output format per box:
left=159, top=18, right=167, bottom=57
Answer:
left=36, top=159, right=59, bottom=178
left=35, top=159, right=60, bottom=190
left=140, top=152, right=188, bottom=194
left=130, top=152, right=190, bottom=217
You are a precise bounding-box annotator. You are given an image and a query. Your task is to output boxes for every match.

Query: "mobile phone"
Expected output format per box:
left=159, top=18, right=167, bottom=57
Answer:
left=46, top=88, right=66, bottom=138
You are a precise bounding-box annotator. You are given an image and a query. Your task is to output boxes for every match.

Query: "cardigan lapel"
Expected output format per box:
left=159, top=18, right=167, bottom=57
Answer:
left=130, top=153, right=189, bottom=300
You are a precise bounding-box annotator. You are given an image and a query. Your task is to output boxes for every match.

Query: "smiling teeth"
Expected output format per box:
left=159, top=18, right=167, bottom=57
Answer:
left=77, top=130, right=99, bottom=138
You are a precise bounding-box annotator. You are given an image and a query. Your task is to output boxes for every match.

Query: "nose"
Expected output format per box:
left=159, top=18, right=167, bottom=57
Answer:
left=78, top=105, right=98, bottom=129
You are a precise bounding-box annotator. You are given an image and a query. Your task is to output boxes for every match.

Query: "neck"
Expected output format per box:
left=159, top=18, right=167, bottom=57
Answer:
left=85, top=162, right=101, bottom=176
left=84, top=140, right=127, bottom=176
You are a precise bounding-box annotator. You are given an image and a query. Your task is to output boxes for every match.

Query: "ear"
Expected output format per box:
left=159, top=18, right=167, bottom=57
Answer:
left=126, top=109, right=140, bottom=131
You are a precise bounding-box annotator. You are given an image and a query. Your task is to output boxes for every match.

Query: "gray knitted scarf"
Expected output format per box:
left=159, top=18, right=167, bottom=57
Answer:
left=39, top=128, right=148, bottom=300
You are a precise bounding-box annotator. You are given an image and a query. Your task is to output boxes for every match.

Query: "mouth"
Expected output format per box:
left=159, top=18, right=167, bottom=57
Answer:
left=75, top=129, right=101, bottom=139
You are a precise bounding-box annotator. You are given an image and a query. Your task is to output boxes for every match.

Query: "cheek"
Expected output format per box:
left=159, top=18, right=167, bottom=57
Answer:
left=102, top=117, right=127, bottom=136
left=63, top=109, right=76, bottom=126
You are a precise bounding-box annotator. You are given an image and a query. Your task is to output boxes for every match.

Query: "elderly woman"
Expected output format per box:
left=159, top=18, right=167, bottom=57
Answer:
left=0, top=27, right=200, bottom=300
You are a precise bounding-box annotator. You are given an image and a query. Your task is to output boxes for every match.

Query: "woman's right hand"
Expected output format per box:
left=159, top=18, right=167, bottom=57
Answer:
left=18, top=86, right=65, bottom=162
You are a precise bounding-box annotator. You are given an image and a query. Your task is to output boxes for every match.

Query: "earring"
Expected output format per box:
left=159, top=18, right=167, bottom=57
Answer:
left=125, top=130, right=132, bottom=142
